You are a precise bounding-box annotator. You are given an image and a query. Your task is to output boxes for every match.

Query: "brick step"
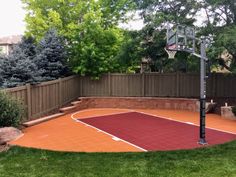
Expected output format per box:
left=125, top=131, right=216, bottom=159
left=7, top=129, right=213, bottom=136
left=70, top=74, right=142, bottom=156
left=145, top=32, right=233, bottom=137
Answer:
left=22, top=113, right=65, bottom=127
left=59, top=105, right=77, bottom=114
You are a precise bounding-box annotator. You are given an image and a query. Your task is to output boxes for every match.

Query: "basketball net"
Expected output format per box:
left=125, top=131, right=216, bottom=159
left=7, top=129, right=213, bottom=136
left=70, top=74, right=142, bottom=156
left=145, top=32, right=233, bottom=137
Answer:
left=165, top=44, right=177, bottom=59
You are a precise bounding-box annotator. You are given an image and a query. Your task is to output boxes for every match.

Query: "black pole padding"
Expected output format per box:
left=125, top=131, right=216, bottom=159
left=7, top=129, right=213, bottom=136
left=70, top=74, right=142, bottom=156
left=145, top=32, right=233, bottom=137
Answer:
left=198, top=98, right=207, bottom=145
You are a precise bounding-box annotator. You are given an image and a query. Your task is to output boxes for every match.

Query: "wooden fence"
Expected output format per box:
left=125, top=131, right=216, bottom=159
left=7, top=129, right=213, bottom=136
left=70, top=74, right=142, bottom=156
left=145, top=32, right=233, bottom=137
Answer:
left=2, top=73, right=236, bottom=121
left=79, top=73, right=236, bottom=98
left=4, top=76, right=80, bottom=120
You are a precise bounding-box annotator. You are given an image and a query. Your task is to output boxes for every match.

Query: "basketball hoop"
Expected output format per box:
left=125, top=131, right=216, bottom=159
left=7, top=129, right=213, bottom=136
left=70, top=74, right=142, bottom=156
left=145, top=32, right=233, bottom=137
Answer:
left=165, top=46, right=177, bottom=59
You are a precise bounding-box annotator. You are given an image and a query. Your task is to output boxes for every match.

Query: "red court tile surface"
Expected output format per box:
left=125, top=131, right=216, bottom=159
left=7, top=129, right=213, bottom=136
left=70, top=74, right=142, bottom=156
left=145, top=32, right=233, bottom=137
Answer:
left=78, top=112, right=236, bottom=151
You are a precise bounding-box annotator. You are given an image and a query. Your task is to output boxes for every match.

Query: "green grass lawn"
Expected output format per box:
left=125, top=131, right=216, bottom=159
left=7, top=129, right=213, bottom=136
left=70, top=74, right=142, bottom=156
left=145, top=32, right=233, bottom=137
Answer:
left=1, top=141, right=236, bottom=177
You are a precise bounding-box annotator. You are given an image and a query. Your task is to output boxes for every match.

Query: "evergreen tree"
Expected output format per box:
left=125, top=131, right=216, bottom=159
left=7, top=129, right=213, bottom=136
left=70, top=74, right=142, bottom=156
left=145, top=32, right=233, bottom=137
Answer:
left=0, top=37, right=41, bottom=88
left=0, top=55, right=7, bottom=87
left=18, top=36, right=37, bottom=60
left=34, top=28, right=69, bottom=81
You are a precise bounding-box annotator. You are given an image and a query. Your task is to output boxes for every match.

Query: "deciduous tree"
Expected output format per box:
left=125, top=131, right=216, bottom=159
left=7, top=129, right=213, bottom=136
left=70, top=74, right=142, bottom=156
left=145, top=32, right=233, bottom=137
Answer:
left=22, top=0, right=135, bottom=77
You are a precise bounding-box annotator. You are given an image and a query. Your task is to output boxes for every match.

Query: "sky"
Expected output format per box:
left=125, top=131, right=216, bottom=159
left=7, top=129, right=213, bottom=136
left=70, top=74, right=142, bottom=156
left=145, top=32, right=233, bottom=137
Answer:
left=0, top=1, right=205, bottom=37
left=0, top=1, right=144, bottom=37
left=0, top=0, right=26, bottom=37
left=119, top=11, right=144, bottom=30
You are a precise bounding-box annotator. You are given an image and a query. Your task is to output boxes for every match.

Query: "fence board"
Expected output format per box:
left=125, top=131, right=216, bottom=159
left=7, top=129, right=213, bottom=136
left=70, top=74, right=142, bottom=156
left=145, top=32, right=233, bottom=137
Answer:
left=144, top=73, right=176, bottom=97
left=215, top=74, right=236, bottom=97
left=1, top=73, right=236, bottom=121
left=179, top=73, right=199, bottom=97
left=80, top=75, right=109, bottom=96
left=78, top=73, right=236, bottom=99
left=2, top=75, right=80, bottom=121
left=111, top=74, right=142, bottom=96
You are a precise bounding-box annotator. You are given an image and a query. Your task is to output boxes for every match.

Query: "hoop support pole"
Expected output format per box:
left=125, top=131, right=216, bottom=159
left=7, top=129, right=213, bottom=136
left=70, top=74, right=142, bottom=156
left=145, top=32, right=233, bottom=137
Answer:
left=198, top=38, right=207, bottom=145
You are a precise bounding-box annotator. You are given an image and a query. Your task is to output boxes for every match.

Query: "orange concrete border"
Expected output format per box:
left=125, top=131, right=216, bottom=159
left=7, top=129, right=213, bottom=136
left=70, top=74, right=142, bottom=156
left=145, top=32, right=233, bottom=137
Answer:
left=10, top=108, right=236, bottom=152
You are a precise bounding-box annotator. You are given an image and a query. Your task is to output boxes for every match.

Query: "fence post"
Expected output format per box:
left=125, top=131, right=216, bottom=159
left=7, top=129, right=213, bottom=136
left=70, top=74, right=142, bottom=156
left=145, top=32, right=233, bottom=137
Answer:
left=58, top=78, right=62, bottom=107
left=176, top=72, right=180, bottom=97
left=26, top=84, right=31, bottom=120
left=108, top=73, right=112, bottom=96
left=142, top=73, right=145, bottom=96
left=212, top=73, right=217, bottom=97
left=79, top=76, right=83, bottom=97
left=39, top=84, right=43, bottom=117
left=77, top=75, right=80, bottom=98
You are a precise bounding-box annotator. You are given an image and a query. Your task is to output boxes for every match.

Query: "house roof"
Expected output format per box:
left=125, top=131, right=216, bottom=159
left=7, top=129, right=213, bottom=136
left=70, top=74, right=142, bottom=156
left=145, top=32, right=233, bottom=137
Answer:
left=0, top=35, right=22, bottom=45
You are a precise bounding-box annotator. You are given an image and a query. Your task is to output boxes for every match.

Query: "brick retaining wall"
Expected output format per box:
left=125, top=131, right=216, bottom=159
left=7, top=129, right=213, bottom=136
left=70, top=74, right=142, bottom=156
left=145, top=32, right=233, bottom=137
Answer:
left=77, top=97, right=199, bottom=112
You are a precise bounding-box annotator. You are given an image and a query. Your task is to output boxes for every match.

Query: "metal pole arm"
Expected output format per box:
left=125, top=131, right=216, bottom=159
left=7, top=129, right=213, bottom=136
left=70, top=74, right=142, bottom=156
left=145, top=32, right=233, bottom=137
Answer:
left=192, top=53, right=208, bottom=61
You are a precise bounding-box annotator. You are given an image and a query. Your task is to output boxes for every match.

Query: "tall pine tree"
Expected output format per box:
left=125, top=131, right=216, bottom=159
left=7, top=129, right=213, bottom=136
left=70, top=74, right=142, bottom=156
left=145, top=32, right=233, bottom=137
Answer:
left=34, top=28, right=69, bottom=81
left=0, top=37, right=41, bottom=88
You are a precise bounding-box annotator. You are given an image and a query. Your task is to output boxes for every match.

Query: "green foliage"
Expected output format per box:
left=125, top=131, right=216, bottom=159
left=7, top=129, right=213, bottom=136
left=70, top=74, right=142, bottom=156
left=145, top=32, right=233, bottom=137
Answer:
left=22, top=0, right=135, bottom=40
left=204, top=26, right=236, bottom=73
left=22, top=0, right=236, bottom=74
left=137, top=0, right=198, bottom=26
left=200, top=0, right=236, bottom=26
left=198, top=0, right=236, bottom=72
left=133, top=0, right=199, bottom=72
left=134, top=0, right=236, bottom=73
left=69, top=7, right=125, bottom=77
left=18, top=36, right=37, bottom=60
left=22, top=0, right=135, bottom=77
left=70, top=17, right=121, bottom=77
left=35, top=28, right=69, bottom=81
left=216, top=26, right=236, bottom=69
left=115, top=30, right=143, bottom=73
left=0, top=37, right=41, bottom=88
left=0, top=31, right=70, bottom=88
left=98, top=0, right=136, bottom=27
left=0, top=91, right=24, bottom=127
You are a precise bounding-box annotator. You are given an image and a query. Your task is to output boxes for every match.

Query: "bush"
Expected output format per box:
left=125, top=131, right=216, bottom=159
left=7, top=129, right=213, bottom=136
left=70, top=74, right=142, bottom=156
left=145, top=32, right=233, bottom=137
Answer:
left=232, top=106, right=236, bottom=117
left=0, top=91, right=24, bottom=128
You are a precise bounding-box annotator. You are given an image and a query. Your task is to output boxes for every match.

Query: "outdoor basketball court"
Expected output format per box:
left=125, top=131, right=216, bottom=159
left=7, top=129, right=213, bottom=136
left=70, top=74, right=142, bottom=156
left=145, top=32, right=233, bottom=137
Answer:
left=74, top=111, right=236, bottom=151
left=10, top=108, right=236, bottom=152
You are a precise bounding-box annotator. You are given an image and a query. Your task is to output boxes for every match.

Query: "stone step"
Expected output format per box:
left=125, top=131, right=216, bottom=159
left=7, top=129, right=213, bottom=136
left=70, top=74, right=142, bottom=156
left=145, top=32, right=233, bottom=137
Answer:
left=71, top=100, right=82, bottom=106
left=59, top=105, right=77, bottom=114
left=22, top=113, right=65, bottom=127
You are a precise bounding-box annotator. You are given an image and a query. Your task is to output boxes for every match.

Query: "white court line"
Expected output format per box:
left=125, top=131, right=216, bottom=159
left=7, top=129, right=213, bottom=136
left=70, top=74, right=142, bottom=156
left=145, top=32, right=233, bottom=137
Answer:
left=186, top=122, right=194, bottom=125
left=112, top=137, right=121, bottom=141
left=132, top=110, right=236, bottom=135
left=71, top=108, right=133, bottom=120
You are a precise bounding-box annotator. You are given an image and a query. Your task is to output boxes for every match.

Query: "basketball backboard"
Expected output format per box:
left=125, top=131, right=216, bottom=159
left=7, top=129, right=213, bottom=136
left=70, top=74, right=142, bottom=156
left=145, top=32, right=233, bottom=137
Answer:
left=166, top=25, right=195, bottom=53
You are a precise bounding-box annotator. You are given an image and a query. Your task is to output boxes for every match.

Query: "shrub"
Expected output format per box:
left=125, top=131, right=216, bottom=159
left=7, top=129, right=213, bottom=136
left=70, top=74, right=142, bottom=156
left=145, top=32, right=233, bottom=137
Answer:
left=0, top=91, right=24, bottom=128
left=232, top=106, right=236, bottom=117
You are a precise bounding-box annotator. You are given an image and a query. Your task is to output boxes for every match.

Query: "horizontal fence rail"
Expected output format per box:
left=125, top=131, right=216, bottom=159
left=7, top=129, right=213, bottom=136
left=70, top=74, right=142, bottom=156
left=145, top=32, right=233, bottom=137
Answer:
left=2, top=73, right=236, bottom=121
